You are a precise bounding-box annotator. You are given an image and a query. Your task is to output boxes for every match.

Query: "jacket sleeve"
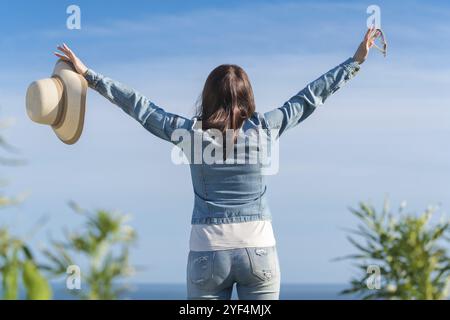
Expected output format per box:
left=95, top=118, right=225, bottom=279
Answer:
left=84, top=69, right=193, bottom=143
left=263, top=57, right=361, bottom=137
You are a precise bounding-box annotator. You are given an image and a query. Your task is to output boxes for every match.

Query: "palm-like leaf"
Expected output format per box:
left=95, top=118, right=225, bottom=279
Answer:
left=44, top=203, right=136, bottom=300
left=339, top=200, right=450, bottom=300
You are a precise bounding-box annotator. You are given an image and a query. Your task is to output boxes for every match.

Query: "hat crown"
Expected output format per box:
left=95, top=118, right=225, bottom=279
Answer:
left=26, top=78, right=63, bottom=125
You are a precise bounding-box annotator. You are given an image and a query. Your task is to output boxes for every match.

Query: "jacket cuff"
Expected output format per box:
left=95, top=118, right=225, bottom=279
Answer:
left=84, top=69, right=102, bottom=88
left=343, top=57, right=361, bottom=77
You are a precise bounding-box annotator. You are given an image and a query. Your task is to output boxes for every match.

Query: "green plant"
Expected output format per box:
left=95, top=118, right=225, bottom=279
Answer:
left=339, top=200, right=450, bottom=300
left=0, top=228, right=52, bottom=300
left=44, top=203, right=136, bottom=300
left=0, top=119, right=51, bottom=300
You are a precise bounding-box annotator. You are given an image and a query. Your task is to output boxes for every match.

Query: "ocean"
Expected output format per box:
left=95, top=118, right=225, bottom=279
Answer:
left=51, top=283, right=355, bottom=300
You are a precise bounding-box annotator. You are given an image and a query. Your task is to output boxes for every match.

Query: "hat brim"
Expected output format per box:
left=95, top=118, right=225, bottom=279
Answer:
left=51, top=60, right=87, bottom=145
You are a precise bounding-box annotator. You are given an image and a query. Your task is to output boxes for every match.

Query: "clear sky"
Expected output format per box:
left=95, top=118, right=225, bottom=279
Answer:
left=1, top=0, right=449, bottom=284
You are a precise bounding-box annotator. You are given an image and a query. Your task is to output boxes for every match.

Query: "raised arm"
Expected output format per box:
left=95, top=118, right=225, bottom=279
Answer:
left=263, top=58, right=360, bottom=136
left=263, top=28, right=376, bottom=137
left=54, top=44, right=193, bottom=143
left=83, top=69, right=193, bottom=142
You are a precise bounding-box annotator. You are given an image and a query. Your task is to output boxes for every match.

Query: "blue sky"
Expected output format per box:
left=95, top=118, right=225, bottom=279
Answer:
left=1, top=0, right=449, bottom=285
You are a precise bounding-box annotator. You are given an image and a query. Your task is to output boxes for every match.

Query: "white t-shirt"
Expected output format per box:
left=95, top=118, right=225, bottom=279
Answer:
left=189, top=220, right=276, bottom=251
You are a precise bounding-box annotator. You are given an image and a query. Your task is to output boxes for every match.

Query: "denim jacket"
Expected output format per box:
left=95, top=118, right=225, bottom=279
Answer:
left=84, top=57, right=360, bottom=225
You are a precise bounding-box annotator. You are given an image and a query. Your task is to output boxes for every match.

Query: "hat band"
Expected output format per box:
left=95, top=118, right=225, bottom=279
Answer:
left=51, top=76, right=66, bottom=128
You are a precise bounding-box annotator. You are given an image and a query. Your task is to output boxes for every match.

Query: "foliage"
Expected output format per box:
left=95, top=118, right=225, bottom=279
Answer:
left=0, top=117, right=136, bottom=300
left=339, top=200, right=450, bottom=300
left=0, top=120, right=51, bottom=300
left=0, top=228, right=52, bottom=300
left=43, top=203, right=136, bottom=300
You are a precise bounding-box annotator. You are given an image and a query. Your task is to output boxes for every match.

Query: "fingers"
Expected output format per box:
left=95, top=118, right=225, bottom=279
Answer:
left=54, top=52, right=70, bottom=61
left=56, top=46, right=69, bottom=58
left=62, top=43, right=73, bottom=57
left=55, top=43, right=77, bottom=60
left=55, top=48, right=72, bottom=63
left=364, top=26, right=375, bottom=41
left=364, top=26, right=382, bottom=51
left=57, top=45, right=71, bottom=57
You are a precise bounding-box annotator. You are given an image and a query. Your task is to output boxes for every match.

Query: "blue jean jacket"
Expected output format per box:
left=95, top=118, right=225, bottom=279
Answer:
left=84, top=57, right=360, bottom=225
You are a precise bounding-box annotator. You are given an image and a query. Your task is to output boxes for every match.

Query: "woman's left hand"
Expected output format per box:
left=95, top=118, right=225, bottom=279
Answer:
left=54, top=43, right=88, bottom=75
left=353, top=27, right=377, bottom=64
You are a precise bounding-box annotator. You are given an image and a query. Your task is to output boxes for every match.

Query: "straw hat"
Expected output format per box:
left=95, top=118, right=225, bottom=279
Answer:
left=26, top=60, right=87, bottom=145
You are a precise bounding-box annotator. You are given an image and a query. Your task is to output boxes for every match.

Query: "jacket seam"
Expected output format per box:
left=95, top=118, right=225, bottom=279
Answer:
left=199, top=165, right=211, bottom=215
left=191, top=214, right=271, bottom=225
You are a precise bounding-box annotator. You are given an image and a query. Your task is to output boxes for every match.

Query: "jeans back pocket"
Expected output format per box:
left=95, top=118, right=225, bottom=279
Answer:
left=245, top=246, right=278, bottom=282
left=188, top=251, right=215, bottom=285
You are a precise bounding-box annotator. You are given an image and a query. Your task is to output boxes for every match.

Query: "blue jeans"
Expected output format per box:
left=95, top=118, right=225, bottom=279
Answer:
left=187, top=246, right=280, bottom=300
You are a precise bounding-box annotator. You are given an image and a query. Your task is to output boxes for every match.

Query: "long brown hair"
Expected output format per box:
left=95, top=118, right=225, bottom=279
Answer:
left=197, top=64, right=256, bottom=135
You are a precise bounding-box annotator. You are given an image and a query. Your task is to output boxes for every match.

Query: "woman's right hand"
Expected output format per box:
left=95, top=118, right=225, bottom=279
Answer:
left=353, top=27, right=377, bottom=65
left=54, top=43, right=88, bottom=75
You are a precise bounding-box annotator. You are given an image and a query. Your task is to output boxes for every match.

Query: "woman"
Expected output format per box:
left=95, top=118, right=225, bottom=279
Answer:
left=55, top=27, right=376, bottom=300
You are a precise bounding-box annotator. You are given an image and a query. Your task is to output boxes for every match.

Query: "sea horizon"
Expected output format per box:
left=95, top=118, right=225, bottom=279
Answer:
left=51, top=282, right=355, bottom=300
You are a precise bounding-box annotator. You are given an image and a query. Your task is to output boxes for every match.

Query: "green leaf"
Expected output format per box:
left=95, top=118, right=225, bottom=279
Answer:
left=22, top=259, right=52, bottom=300
left=2, top=253, right=19, bottom=300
